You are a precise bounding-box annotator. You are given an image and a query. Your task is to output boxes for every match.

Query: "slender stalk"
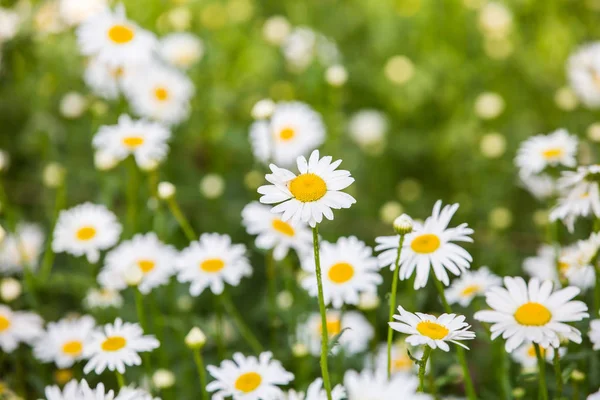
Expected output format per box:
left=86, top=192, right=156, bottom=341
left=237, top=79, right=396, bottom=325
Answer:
left=387, top=234, right=405, bottom=379
left=534, top=344, right=549, bottom=400
left=115, top=371, right=125, bottom=388
left=312, top=225, right=333, bottom=400
left=266, top=251, right=277, bottom=348
left=166, top=198, right=196, bottom=242
left=215, top=299, right=225, bottom=360
left=40, top=182, right=66, bottom=280
left=134, top=288, right=147, bottom=332
left=192, top=348, right=208, bottom=400
left=126, top=157, right=138, bottom=236
left=418, top=346, right=432, bottom=392
left=219, top=291, right=263, bottom=353
left=553, top=347, right=563, bottom=397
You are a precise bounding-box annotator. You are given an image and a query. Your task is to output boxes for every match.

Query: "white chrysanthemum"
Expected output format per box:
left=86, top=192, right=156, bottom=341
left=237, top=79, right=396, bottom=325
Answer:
left=297, top=310, right=373, bottom=356
left=300, top=236, right=381, bottom=309
left=59, top=0, right=106, bottom=26
left=92, top=114, right=171, bottom=169
left=159, top=32, right=204, bottom=69
left=567, top=42, right=600, bottom=109
left=559, top=233, right=600, bottom=291
left=241, top=201, right=312, bottom=260
left=258, top=150, right=356, bottom=228
left=83, top=318, right=159, bottom=374
left=589, top=319, right=600, bottom=350
left=34, top=315, right=96, bottom=368
left=52, top=202, right=122, bottom=263
left=0, top=223, right=45, bottom=274
left=511, top=341, right=564, bottom=370
left=84, top=287, right=123, bottom=309
left=76, top=4, right=157, bottom=67
left=176, top=233, right=252, bottom=296
left=0, top=7, right=20, bottom=43
left=523, top=244, right=561, bottom=285
left=43, top=379, right=156, bottom=400
left=98, top=232, right=177, bottom=294
left=373, top=341, right=421, bottom=376
left=445, top=267, right=502, bottom=307
left=206, top=351, right=294, bottom=400
left=344, top=369, right=432, bottom=400
left=375, top=200, right=473, bottom=289
left=249, top=102, right=326, bottom=167
left=284, top=378, right=345, bottom=400
left=84, top=56, right=138, bottom=100
left=514, top=129, right=578, bottom=177
left=0, top=305, right=43, bottom=353
left=519, top=173, right=556, bottom=201
left=347, top=109, right=388, bottom=148
left=389, top=306, right=475, bottom=351
left=474, top=276, right=589, bottom=351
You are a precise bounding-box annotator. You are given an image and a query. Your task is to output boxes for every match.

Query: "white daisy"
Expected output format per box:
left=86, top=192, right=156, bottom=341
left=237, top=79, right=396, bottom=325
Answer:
left=389, top=306, right=475, bottom=351
left=550, top=165, right=600, bottom=231
left=258, top=150, right=356, bottom=228
left=43, top=379, right=156, bottom=400
left=284, top=378, right=345, bottom=400
left=0, top=305, right=44, bottom=353
left=52, top=202, right=122, bottom=263
left=83, top=318, right=159, bottom=374
left=249, top=102, right=325, bottom=167
left=347, top=109, right=388, bottom=148
left=511, top=341, right=565, bottom=370
left=83, top=56, right=138, bottom=100
left=33, top=315, right=96, bottom=368
left=206, top=351, right=294, bottom=400
left=84, top=287, right=123, bottom=309
left=241, top=201, right=312, bottom=261
left=98, top=232, right=177, bottom=294
left=176, top=233, right=252, bottom=296
left=558, top=233, right=600, bottom=291
left=373, top=341, right=421, bottom=376
left=0, top=222, right=45, bottom=274
left=518, top=173, right=556, bottom=201
left=59, top=0, right=106, bottom=26
left=567, top=42, right=600, bottom=109
left=300, top=236, right=382, bottom=308
left=514, top=129, right=578, bottom=177
left=344, top=369, right=432, bottom=400
left=523, top=244, right=561, bottom=285
left=159, top=32, right=204, bottom=70
left=445, top=267, right=502, bottom=307
left=375, top=200, right=474, bottom=289
left=589, top=319, right=600, bottom=350
left=474, top=276, right=589, bottom=351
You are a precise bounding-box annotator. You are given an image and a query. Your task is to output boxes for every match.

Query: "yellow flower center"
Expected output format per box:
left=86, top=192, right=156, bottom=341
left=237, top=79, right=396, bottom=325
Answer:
left=416, top=321, right=449, bottom=340
left=122, top=136, right=144, bottom=148
left=460, top=284, right=481, bottom=297
left=54, top=369, right=74, bottom=385
left=558, top=261, right=570, bottom=274
left=62, top=340, right=83, bottom=356
left=278, top=127, right=296, bottom=141
left=107, top=24, right=135, bottom=44
left=137, top=259, right=156, bottom=273
left=111, top=66, right=125, bottom=78
left=234, top=372, right=262, bottom=393
left=393, top=355, right=413, bottom=371
left=154, top=87, right=170, bottom=101
left=514, top=302, right=552, bottom=326
left=289, top=173, right=327, bottom=203
left=527, top=344, right=547, bottom=358
left=0, top=315, right=11, bottom=332
left=272, top=219, right=295, bottom=237
left=319, top=318, right=342, bottom=336
left=101, top=336, right=127, bottom=352
left=200, top=258, right=225, bottom=273
left=410, top=234, right=441, bottom=254
left=76, top=226, right=96, bottom=241
left=541, top=148, right=564, bottom=160
left=327, top=262, right=355, bottom=284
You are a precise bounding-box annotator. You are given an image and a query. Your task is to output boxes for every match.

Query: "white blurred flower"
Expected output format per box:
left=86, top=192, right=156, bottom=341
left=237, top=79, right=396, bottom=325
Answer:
left=84, top=287, right=123, bottom=309
left=348, top=109, right=388, bottom=148
left=519, top=174, right=556, bottom=201
left=445, top=267, right=502, bottom=307
left=384, top=55, right=414, bottom=85
left=0, top=223, right=45, bottom=274
left=59, top=92, right=88, bottom=119
left=478, top=2, right=512, bottom=38
left=43, top=162, right=66, bottom=188
left=158, top=181, right=176, bottom=199
left=474, top=92, right=504, bottom=119
left=0, top=278, right=21, bottom=302
left=325, top=64, right=348, bottom=87
left=515, top=129, right=578, bottom=177
left=262, top=15, right=291, bottom=45
left=567, top=42, right=600, bottom=109
left=0, top=305, right=43, bottom=353
left=251, top=98, right=276, bottom=120
left=0, top=7, right=20, bottom=43
left=159, top=32, right=204, bottom=70
left=59, top=0, right=106, bottom=26
left=480, top=132, right=506, bottom=158
left=200, top=173, right=225, bottom=199
left=153, top=369, right=175, bottom=389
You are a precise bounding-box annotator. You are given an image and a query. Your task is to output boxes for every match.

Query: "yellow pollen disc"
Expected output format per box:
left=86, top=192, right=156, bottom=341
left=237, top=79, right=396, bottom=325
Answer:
left=393, top=356, right=412, bottom=371
left=541, top=148, right=564, bottom=160
left=137, top=259, right=156, bottom=273
left=111, top=66, right=125, bottom=78
left=558, top=261, right=569, bottom=273
left=107, top=24, right=135, bottom=44
left=514, top=302, right=552, bottom=326
left=410, top=234, right=441, bottom=254
left=62, top=340, right=83, bottom=356
left=0, top=315, right=11, bottom=332
left=76, top=226, right=96, bottom=241
left=416, top=321, right=449, bottom=340
left=122, top=136, right=144, bottom=148
left=54, top=369, right=74, bottom=385
left=289, top=173, right=327, bottom=203
left=319, top=318, right=341, bottom=336
left=101, top=336, right=127, bottom=352
left=278, top=127, right=296, bottom=141
left=460, top=284, right=481, bottom=297
left=581, top=192, right=590, bottom=199
left=200, top=258, right=225, bottom=273
left=272, top=219, right=295, bottom=237
left=328, top=262, right=355, bottom=284
left=526, top=345, right=547, bottom=358
left=234, top=372, right=262, bottom=393
left=154, top=87, right=170, bottom=101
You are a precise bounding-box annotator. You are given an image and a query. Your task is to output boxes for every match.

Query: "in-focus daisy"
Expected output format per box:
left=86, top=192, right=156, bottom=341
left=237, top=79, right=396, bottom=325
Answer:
left=374, top=341, right=421, bottom=376
left=0, top=305, right=44, bottom=353
left=375, top=200, right=473, bottom=289
left=300, top=236, right=381, bottom=308
left=389, top=306, right=475, bottom=351
left=59, top=0, right=106, bottom=27
left=83, top=56, right=138, bottom=100
left=34, top=315, right=96, bottom=368
left=445, top=267, right=502, bottom=307
left=474, top=276, right=589, bottom=351
left=550, top=165, right=600, bottom=231
left=176, top=233, right=252, bottom=296
left=0, top=223, right=45, bottom=274
left=511, top=341, right=564, bottom=370
left=249, top=102, right=325, bottom=167
left=515, top=129, right=578, bottom=176
left=52, top=202, right=122, bottom=263
left=567, top=42, right=600, bottom=109
left=258, top=150, right=356, bottom=228
left=344, top=369, right=432, bottom=400
left=206, top=351, right=294, bottom=400
left=284, top=378, right=345, bottom=400
left=159, top=32, right=204, bottom=70
left=589, top=319, right=600, bottom=350
left=84, top=287, right=123, bottom=309
left=241, top=201, right=312, bottom=260
left=98, top=232, right=177, bottom=294
left=523, top=244, right=561, bottom=285
left=83, top=318, right=159, bottom=374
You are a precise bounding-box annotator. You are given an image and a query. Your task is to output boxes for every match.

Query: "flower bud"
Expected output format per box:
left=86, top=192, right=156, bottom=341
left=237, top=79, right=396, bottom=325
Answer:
left=185, top=327, right=207, bottom=349
left=393, top=214, right=413, bottom=235
left=158, top=182, right=176, bottom=200
left=153, top=369, right=176, bottom=389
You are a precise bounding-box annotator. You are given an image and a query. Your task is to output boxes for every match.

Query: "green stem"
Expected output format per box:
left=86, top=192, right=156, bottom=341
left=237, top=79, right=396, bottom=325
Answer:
left=115, top=371, right=125, bottom=388
left=387, top=234, right=405, bottom=379
left=534, top=343, right=549, bottom=400
left=312, top=225, right=333, bottom=400
left=266, top=251, right=277, bottom=349
left=193, top=348, right=208, bottom=400
left=418, top=346, right=432, bottom=392
left=553, top=347, right=563, bottom=397
left=134, top=288, right=152, bottom=374
left=126, top=157, right=138, bottom=237
left=166, top=198, right=196, bottom=242
left=40, top=183, right=66, bottom=280
left=219, top=291, right=263, bottom=353
left=215, top=300, right=225, bottom=360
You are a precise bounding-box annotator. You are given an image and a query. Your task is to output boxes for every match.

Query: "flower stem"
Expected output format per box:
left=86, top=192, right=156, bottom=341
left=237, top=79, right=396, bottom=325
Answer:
left=219, top=290, right=263, bottom=353
left=166, top=197, right=196, bottom=242
left=387, top=234, right=405, bottom=380
left=126, top=157, right=138, bottom=237
left=312, top=225, right=333, bottom=400
left=418, top=346, right=432, bottom=392
left=134, top=288, right=152, bottom=374
left=40, top=182, right=66, bottom=280
left=115, top=371, right=125, bottom=388
left=192, top=348, right=208, bottom=400
left=553, top=347, right=563, bottom=397
left=266, top=251, right=277, bottom=349
left=534, top=343, right=548, bottom=400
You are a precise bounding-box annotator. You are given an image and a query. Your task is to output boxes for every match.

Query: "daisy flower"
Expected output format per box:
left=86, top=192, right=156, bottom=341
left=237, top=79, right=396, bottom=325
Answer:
left=249, top=102, right=325, bottom=167
left=374, top=341, right=421, bottom=376
left=514, top=129, right=578, bottom=177
left=98, top=232, right=177, bottom=294
left=389, top=306, right=475, bottom=351
left=58, top=0, right=106, bottom=26
left=523, top=244, right=561, bottom=285
left=284, top=378, right=345, bottom=400
left=176, top=233, right=252, bottom=296
left=588, top=319, right=600, bottom=350
left=567, top=42, right=600, bottom=109
left=445, top=267, right=502, bottom=307
left=375, top=200, right=474, bottom=289
left=511, top=341, right=565, bottom=370
left=300, top=236, right=382, bottom=308
left=33, top=315, right=96, bottom=368
left=474, top=276, right=589, bottom=351
left=518, top=173, right=556, bottom=201
left=84, top=287, right=123, bottom=309
left=558, top=233, right=600, bottom=291
left=159, top=32, right=204, bottom=70
left=52, top=202, right=122, bottom=263
left=83, top=318, right=159, bottom=374
left=43, top=379, right=156, bottom=400
left=83, top=56, right=138, bottom=100
left=344, top=369, right=432, bottom=400
left=0, top=222, right=45, bottom=274
left=206, top=351, right=294, bottom=400
left=0, top=305, right=44, bottom=352
left=241, top=201, right=312, bottom=261
left=257, top=150, right=356, bottom=228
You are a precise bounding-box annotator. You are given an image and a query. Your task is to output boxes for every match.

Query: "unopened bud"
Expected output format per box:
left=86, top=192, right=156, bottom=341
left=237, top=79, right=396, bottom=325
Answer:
left=185, top=327, right=206, bottom=349
left=393, top=214, right=413, bottom=235
left=158, top=182, right=176, bottom=200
